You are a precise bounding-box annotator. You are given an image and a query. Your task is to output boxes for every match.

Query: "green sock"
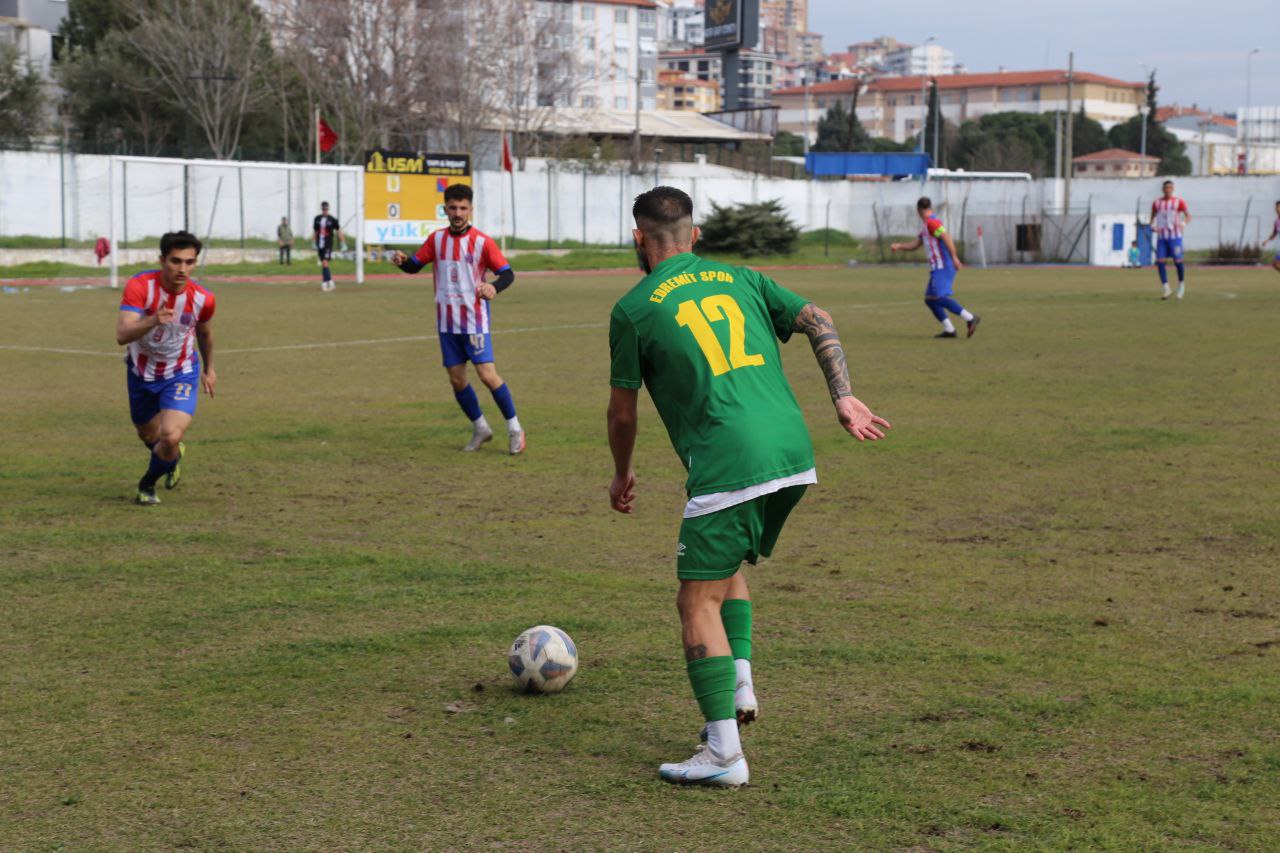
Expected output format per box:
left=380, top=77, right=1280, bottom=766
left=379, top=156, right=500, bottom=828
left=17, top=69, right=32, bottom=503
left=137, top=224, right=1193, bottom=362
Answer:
left=721, top=599, right=752, bottom=661
left=686, top=656, right=736, bottom=722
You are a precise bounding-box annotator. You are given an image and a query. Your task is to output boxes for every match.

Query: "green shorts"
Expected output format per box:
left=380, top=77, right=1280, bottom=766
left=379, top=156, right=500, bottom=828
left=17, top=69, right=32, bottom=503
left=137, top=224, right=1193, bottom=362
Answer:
left=676, top=485, right=808, bottom=580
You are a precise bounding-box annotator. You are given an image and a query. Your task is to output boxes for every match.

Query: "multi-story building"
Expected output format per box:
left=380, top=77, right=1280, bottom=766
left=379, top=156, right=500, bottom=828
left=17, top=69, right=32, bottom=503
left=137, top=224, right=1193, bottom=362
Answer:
left=882, top=43, right=956, bottom=77
left=759, top=0, right=807, bottom=32
left=0, top=0, right=67, bottom=78
left=657, top=68, right=719, bottom=112
left=653, top=0, right=702, bottom=49
left=772, top=69, right=1146, bottom=145
left=846, top=36, right=903, bottom=68
left=560, top=0, right=659, bottom=112
left=659, top=47, right=776, bottom=110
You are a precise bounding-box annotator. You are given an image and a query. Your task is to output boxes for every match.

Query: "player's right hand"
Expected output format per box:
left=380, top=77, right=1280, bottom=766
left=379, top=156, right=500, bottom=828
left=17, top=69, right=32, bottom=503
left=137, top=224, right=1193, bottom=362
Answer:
left=836, top=395, right=891, bottom=441
left=154, top=305, right=175, bottom=326
left=390, top=250, right=408, bottom=266
left=609, top=471, right=636, bottom=514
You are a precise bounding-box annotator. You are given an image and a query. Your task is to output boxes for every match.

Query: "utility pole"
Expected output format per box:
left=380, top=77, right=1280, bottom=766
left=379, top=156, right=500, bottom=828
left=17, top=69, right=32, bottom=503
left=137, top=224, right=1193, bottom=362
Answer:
left=1244, top=48, right=1261, bottom=175
left=1063, top=53, right=1074, bottom=215
left=632, top=71, right=642, bottom=174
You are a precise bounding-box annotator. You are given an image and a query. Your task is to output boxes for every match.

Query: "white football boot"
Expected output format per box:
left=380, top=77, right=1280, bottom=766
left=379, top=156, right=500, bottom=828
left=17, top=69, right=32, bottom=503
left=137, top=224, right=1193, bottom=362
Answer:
left=461, top=425, right=493, bottom=452
left=1161, top=283, right=1171, bottom=300
left=508, top=429, right=526, bottom=455
left=659, top=744, right=749, bottom=787
left=1176, top=282, right=1185, bottom=299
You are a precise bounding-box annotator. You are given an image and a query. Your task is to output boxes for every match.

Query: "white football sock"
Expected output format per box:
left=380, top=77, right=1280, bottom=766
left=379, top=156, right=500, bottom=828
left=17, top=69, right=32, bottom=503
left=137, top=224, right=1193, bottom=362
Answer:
left=734, top=658, right=753, bottom=688
left=959, top=309, right=975, bottom=321
left=705, top=718, right=742, bottom=759
left=506, top=416, right=522, bottom=433
left=472, top=415, right=491, bottom=432
left=941, top=318, right=957, bottom=333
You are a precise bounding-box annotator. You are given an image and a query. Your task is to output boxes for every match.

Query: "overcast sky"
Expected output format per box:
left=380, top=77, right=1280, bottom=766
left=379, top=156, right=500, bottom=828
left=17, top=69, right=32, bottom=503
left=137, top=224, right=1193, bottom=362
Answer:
left=809, top=0, right=1280, bottom=115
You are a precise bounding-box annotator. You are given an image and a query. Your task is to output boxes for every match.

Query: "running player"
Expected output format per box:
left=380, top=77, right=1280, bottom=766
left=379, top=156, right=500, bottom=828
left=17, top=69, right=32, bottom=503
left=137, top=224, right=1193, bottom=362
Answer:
left=1263, top=200, right=1280, bottom=276
left=313, top=201, right=343, bottom=292
left=607, top=186, right=890, bottom=787
left=115, top=231, right=217, bottom=505
left=890, top=197, right=980, bottom=338
left=391, top=184, right=525, bottom=454
left=1151, top=180, right=1191, bottom=299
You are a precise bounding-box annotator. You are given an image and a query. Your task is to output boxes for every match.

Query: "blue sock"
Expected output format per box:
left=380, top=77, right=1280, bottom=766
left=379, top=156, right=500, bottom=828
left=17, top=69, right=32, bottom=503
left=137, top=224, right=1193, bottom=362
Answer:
left=935, top=296, right=966, bottom=316
left=140, top=451, right=176, bottom=489
left=1175, top=262, right=1185, bottom=282
left=322, top=266, right=332, bottom=282
left=490, top=383, right=517, bottom=420
left=925, top=299, right=947, bottom=321
left=1157, top=262, right=1168, bottom=284
left=454, top=385, right=483, bottom=422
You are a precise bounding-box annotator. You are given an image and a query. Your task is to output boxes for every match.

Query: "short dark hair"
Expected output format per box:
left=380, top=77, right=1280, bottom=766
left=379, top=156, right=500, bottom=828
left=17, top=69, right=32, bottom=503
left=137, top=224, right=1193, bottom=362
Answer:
left=917, top=197, right=932, bottom=211
left=632, top=186, right=693, bottom=242
left=160, top=231, right=203, bottom=258
left=1162, top=180, right=1174, bottom=188
left=443, top=184, right=473, bottom=203
left=321, top=200, right=330, bottom=207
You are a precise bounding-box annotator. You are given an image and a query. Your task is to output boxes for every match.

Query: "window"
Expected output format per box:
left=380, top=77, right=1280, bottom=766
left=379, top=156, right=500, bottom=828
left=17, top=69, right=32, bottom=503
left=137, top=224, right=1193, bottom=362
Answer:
left=581, top=95, right=596, bottom=108
left=581, top=4, right=594, bottom=20
left=616, top=96, right=629, bottom=109
left=615, top=9, right=629, bottom=24
left=584, top=35, right=595, bottom=50
left=638, top=10, right=655, bottom=26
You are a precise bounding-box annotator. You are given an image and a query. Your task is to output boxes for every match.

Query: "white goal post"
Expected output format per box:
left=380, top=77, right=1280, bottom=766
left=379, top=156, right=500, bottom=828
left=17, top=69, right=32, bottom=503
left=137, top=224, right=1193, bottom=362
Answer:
left=107, top=155, right=365, bottom=288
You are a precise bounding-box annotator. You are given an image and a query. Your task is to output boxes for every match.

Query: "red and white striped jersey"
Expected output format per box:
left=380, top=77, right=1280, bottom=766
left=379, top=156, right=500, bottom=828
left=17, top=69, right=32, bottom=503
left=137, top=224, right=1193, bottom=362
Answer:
left=920, top=216, right=954, bottom=271
left=119, top=271, right=216, bottom=381
left=410, top=226, right=510, bottom=334
left=1151, top=196, right=1189, bottom=239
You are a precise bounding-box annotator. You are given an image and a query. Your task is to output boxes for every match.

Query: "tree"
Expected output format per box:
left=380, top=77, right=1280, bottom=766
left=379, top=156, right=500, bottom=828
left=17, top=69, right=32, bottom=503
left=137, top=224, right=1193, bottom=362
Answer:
left=923, top=79, right=941, bottom=165
left=1071, top=107, right=1109, bottom=157
left=1106, top=72, right=1192, bottom=175
left=699, top=200, right=799, bottom=256
left=812, top=101, right=868, bottom=152
left=773, top=130, right=804, bottom=156
left=126, top=0, right=276, bottom=159
left=950, top=113, right=1054, bottom=176
left=0, top=44, right=47, bottom=147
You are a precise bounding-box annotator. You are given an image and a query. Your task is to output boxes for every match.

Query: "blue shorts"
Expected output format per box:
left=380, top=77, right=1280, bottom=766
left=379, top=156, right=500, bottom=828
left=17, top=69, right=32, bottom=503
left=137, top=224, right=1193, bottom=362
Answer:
left=1156, top=237, right=1183, bottom=261
left=440, top=332, right=494, bottom=368
left=127, top=366, right=199, bottom=425
left=925, top=268, right=956, bottom=298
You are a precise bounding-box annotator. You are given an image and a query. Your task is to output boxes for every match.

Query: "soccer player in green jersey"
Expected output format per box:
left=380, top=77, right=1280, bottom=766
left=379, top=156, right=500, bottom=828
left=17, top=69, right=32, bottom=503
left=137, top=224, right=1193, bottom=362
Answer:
left=607, top=187, right=891, bottom=787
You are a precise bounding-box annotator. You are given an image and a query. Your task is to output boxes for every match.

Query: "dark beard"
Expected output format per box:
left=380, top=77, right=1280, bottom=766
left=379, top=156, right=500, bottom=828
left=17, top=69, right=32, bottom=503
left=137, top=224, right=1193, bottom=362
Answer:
left=634, top=243, right=651, bottom=275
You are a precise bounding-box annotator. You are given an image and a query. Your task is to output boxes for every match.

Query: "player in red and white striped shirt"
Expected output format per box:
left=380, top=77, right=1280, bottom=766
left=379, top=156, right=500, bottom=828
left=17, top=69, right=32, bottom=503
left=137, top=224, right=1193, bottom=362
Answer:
left=115, top=231, right=217, bottom=504
left=391, top=184, right=525, bottom=454
left=1151, top=180, right=1191, bottom=299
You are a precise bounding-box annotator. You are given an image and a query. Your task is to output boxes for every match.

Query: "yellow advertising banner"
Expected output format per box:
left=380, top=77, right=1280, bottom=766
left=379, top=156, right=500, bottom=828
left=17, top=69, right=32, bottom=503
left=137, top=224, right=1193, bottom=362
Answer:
left=363, top=150, right=471, bottom=245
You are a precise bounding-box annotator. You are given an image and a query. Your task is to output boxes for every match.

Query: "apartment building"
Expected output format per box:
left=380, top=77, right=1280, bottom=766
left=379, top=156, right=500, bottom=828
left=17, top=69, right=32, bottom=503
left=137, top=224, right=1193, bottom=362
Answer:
left=0, top=0, right=67, bottom=77
left=659, top=47, right=776, bottom=110
left=657, top=68, right=719, bottom=112
left=773, top=69, right=1145, bottom=144
left=553, top=0, right=658, bottom=112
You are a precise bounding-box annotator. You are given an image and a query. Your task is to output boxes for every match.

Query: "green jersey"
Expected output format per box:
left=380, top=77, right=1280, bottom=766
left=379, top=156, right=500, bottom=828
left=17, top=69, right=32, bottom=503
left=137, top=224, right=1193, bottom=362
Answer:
left=610, top=252, right=815, bottom=497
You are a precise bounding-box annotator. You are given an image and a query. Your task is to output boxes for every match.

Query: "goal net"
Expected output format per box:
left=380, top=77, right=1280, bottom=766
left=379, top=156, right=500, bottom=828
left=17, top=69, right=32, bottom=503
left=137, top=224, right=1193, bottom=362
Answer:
left=107, top=156, right=364, bottom=287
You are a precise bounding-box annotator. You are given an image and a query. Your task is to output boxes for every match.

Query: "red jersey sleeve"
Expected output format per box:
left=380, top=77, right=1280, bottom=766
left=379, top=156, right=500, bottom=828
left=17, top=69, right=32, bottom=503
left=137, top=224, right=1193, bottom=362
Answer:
left=1178, top=199, right=1188, bottom=213
left=120, top=277, right=150, bottom=314
left=198, top=289, right=216, bottom=323
left=412, top=235, right=436, bottom=267
left=926, top=217, right=945, bottom=238
left=482, top=238, right=510, bottom=273
left=1151, top=202, right=1158, bottom=217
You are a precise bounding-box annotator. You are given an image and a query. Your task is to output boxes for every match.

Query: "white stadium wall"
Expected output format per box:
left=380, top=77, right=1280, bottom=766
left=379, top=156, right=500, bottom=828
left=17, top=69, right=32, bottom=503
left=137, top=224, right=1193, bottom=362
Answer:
left=5, top=151, right=1279, bottom=253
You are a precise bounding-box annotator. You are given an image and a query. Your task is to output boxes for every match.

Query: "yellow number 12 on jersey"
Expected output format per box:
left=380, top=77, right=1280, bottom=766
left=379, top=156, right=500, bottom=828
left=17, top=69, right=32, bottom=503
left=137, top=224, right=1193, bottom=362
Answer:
left=675, top=295, right=765, bottom=376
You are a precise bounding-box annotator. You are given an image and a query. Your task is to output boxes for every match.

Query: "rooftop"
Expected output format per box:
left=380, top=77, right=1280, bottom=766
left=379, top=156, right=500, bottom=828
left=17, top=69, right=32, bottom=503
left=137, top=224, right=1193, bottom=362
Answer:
left=1071, top=148, right=1159, bottom=163
left=773, top=69, right=1146, bottom=97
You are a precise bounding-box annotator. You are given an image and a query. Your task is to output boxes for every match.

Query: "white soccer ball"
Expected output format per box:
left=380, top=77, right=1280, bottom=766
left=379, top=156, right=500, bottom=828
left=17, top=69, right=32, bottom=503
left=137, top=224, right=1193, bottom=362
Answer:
left=508, top=625, right=578, bottom=694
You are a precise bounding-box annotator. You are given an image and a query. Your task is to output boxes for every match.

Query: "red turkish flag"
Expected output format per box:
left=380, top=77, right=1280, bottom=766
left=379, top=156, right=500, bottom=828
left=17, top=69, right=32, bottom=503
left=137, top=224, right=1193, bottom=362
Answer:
left=501, top=132, right=514, bottom=172
left=317, top=116, right=338, bottom=154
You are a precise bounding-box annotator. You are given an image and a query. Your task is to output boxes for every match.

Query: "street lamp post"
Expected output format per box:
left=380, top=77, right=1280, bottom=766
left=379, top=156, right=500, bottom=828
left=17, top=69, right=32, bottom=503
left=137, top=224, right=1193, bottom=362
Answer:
left=802, top=66, right=811, bottom=156
left=1244, top=48, right=1262, bottom=176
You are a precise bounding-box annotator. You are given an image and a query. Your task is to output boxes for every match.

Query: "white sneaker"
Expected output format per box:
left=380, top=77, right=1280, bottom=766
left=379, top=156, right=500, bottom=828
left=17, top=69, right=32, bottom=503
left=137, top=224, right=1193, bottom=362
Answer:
left=461, top=426, right=493, bottom=452
left=1161, top=283, right=1171, bottom=300
left=659, top=744, right=749, bottom=787
left=1176, top=283, right=1185, bottom=299
left=508, top=429, right=526, bottom=455
left=321, top=280, right=336, bottom=292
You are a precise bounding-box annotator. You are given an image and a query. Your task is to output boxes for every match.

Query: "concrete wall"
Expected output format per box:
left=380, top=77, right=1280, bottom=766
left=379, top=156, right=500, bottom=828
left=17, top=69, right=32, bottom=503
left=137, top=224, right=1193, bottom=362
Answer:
left=5, top=151, right=1279, bottom=253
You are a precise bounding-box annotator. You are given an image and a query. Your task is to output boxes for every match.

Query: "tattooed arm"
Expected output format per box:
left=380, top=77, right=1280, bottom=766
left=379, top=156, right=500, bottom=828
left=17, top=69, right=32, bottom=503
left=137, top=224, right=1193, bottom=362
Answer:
left=793, top=303, right=891, bottom=441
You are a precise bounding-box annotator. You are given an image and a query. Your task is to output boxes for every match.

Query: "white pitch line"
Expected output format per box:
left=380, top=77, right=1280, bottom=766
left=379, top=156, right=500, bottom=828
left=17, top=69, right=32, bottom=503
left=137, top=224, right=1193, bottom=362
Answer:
left=0, top=345, right=118, bottom=358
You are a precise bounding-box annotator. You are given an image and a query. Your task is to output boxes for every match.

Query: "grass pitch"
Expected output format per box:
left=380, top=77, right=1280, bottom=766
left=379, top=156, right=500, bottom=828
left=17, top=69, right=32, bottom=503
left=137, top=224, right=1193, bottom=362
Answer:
left=2, top=265, right=1278, bottom=850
